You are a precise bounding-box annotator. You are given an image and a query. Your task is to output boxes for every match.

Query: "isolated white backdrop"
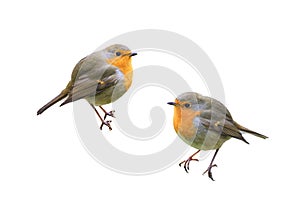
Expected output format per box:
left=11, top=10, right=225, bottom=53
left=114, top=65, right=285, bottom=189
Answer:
left=1, top=0, right=300, bottom=200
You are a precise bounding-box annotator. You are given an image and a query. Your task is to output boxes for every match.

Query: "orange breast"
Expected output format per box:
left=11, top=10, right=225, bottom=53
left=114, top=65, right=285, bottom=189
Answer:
left=173, top=106, right=201, bottom=139
left=173, top=106, right=181, bottom=133
left=106, top=57, right=133, bottom=90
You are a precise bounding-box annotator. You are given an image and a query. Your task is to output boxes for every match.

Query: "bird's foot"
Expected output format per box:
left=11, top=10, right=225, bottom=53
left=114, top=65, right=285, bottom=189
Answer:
left=99, top=106, right=115, bottom=120
left=100, top=120, right=112, bottom=131
left=179, top=156, right=199, bottom=173
left=202, top=164, right=218, bottom=181
left=104, top=110, right=115, bottom=120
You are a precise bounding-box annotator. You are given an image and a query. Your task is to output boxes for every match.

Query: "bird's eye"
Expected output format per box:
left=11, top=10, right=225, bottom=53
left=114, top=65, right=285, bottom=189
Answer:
left=115, top=52, right=121, bottom=56
left=184, top=103, right=191, bottom=108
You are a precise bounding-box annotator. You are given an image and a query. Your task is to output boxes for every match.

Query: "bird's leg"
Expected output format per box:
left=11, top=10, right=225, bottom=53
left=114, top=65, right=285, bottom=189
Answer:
left=179, top=150, right=200, bottom=173
left=89, top=104, right=112, bottom=131
left=202, top=149, right=220, bottom=181
left=99, top=106, right=115, bottom=120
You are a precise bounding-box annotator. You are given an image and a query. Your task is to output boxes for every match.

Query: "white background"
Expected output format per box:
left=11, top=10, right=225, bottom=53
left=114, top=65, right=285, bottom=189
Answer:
left=1, top=0, right=300, bottom=200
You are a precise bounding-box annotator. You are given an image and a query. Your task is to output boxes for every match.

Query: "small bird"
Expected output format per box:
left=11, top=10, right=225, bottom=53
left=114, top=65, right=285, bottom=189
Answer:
left=168, top=92, right=268, bottom=180
left=37, top=44, right=137, bottom=130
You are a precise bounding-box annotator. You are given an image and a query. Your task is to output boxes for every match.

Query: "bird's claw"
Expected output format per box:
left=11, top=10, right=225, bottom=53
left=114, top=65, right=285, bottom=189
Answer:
left=202, top=164, right=218, bottom=181
left=104, top=110, right=115, bottom=120
left=100, top=120, right=112, bottom=131
left=179, top=158, right=199, bottom=173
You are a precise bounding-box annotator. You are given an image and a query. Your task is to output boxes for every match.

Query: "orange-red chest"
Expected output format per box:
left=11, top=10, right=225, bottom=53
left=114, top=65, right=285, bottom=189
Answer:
left=106, top=57, right=133, bottom=90
left=173, top=107, right=200, bottom=139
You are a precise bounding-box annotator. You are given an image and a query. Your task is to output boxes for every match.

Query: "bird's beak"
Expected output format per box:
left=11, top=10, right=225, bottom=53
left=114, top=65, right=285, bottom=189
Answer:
left=167, top=102, right=177, bottom=106
left=129, top=53, right=137, bottom=57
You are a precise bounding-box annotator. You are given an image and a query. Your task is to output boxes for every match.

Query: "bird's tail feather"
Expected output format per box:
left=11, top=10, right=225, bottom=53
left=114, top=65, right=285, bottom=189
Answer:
left=234, top=121, right=268, bottom=139
left=37, top=91, right=68, bottom=115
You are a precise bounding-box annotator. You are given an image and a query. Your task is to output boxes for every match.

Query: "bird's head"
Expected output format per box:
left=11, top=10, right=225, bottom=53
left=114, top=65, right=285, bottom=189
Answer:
left=167, top=92, right=204, bottom=135
left=102, top=44, right=137, bottom=69
left=167, top=92, right=205, bottom=111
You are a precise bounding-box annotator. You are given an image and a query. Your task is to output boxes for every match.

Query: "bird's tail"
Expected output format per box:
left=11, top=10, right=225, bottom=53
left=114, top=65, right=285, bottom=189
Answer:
left=37, top=90, right=68, bottom=115
left=233, top=121, right=268, bottom=139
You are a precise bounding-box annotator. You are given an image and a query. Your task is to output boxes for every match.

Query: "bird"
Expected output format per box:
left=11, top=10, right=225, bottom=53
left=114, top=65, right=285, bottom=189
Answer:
left=37, top=44, right=137, bottom=130
left=167, top=92, right=268, bottom=180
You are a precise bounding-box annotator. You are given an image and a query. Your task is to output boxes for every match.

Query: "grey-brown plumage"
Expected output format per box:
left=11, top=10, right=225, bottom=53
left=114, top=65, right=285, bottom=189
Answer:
left=168, top=92, right=268, bottom=180
left=37, top=44, right=137, bottom=130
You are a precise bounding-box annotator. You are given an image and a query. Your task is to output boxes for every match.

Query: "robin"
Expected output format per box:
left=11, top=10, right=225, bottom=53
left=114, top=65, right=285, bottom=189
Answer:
left=167, top=92, right=268, bottom=180
left=37, top=44, right=137, bottom=130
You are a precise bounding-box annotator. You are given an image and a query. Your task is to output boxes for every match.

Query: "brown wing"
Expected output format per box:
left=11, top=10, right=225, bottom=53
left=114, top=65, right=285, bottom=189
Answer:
left=199, top=109, right=249, bottom=144
left=60, top=53, right=123, bottom=106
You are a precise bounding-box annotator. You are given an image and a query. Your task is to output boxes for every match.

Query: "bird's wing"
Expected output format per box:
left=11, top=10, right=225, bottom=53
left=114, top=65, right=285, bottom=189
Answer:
left=199, top=109, right=249, bottom=144
left=204, top=96, right=267, bottom=140
left=60, top=57, right=123, bottom=106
